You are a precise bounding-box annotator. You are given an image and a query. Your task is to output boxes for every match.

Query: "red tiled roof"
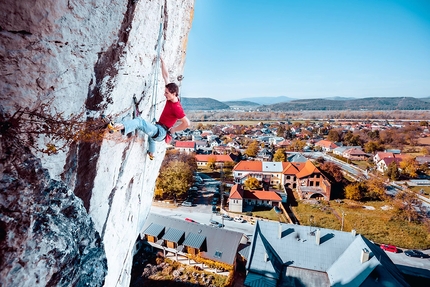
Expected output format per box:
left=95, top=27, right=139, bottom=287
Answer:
left=175, top=141, right=195, bottom=148
left=233, top=161, right=262, bottom=172
left=243, top=190, right=282, bottom=201
left=229, top=184, right=244, bottom=199
left=195, top=154, right=233, bottom=162
left=315, top=140, right=338, bottom=149
left=295, top=161, right=320, bottom=178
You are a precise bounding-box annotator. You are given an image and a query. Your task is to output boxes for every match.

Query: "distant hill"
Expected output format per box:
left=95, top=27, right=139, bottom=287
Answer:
left=324, top=96, right=357, bottom=101
left=419, top=97, right=430, bottom=103
left=181, top=97, right=229, bottom=111
left=234, top=96, right=296, bottom=105
left=223, top=100, right=260, bottom=109
left=260, top=97, right=430, bottom=111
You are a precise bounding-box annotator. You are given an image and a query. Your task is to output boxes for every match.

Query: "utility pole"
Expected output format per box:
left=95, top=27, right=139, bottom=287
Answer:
left=341, top=211, right=346, bottom=231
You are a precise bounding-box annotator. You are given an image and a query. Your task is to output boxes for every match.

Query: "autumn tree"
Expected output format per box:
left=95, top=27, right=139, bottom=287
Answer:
left=207, top=155, right=217, bottom=170
left=273, top=148, right=286, bottom=162
left=393, top=191, right=422, bottom=223
left=345, top=182, right=365, bottom=201
left=365, top=177, right=386, bottom=200
left=244, top=177, right=261, bottom=190
left=245, top=140, right=260, bottom=157
left=399, top=158, right=419, bottom=178
left=327, top=129, right=341, bottom=142
left=156, top=161, right=193, bottom=199
left=319, top=161, right=343, bottom=182
left=385, top=161, right=400, bottom=180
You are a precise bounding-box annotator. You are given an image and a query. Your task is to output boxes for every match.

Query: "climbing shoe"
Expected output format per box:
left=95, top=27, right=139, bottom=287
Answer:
left=107, top=121, right=123, bottom=133
left=148, top=152, right=154, bottom=160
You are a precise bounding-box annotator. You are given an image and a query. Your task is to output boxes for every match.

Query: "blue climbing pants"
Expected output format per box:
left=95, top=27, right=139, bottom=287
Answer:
left=121, top=118, right=167, bottom=154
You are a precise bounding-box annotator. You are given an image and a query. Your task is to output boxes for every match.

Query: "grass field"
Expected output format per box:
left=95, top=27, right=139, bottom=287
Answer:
left=291, top=199, right=430, bottom=249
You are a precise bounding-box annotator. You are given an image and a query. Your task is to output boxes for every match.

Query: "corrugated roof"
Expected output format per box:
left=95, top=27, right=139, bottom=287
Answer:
left=162, top=228, right=184, bottom=243
left=143, top=223, right=164, bottom=237
left=183, top=233, right=206, bottom=249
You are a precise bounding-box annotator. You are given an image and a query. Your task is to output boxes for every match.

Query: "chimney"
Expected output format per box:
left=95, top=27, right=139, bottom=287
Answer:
left=315, top=229, right=321, bottom=245
left=360, top=248, right=370, bottom=263
left=278, top=223, right=282, bottom=239
left=351, top=229, right=356, bottom=237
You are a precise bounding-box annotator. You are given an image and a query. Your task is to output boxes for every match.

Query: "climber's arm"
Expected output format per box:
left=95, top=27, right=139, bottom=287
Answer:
left=169, top=116, right=190, bottom=133
left=160, top=57, right=169, bottom=85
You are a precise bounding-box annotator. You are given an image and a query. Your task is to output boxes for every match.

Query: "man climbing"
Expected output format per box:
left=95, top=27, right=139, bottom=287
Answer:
left=108, top=58, right=190, bottom=160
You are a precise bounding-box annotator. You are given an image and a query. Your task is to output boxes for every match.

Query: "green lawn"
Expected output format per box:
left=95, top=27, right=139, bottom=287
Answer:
left=291, top=199, right=430, bottom=249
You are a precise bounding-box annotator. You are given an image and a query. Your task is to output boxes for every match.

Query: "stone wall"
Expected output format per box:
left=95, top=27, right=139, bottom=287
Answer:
left=0, top=0, right=194, bottom=286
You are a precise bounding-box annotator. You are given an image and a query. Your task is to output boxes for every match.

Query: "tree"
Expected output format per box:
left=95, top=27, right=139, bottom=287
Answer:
left=245, top=140, right=260, bottom=157
left=399, top=158, right=419, bottom=178
left=273, top=148, right=286, bottom=162
left=385, top=161, right=400, bottom=180
left=364, top=140, right=382, bottom=153
left=327, top=129, right=341, bottom=142
left=207, top=155, right=217, bottom=170
left=393, top=191, right=422, bottom=222
left=244, top=177, right=261, bottom=190
left=289, top=139, right=306, bottom=151
left=345, top=183, right=364, bottom=201
left=156, top=161, right=193, bottom=199
left=365, top=177, right=386, bottom=200
left=319, top=162, right=343, bottom=182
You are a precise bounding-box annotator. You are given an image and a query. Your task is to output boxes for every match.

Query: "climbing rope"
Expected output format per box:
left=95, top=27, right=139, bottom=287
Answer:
left=150, top=5, right=164, bottom=123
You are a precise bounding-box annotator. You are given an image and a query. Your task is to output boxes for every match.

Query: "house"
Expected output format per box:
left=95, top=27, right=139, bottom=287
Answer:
left=377, top=157, right=402, bottom=173
left=233, top=160, right=331, bottom=200
left=332, top=146, right=361, bottom=157
left=373, top=152, right=394, bottom=164
left=140, top=213, right=243, bottom=268
left=233, top=161, right=286, bottom=187
left=245, top=221, right=409, bottom=287
left=283, top=160, right=331, bottom=200
left=315, top=139, right=339, bottom=152
left=195, top=154, right=234, bottom=168
left=287, top=153, right=307, bottom=163
left=174, top=141, right=196, bottom=154
left=416, top=155, right=430, bottom=166
left=228, top=184, right=282, bottom=213
left=342, top=148, right=369, bottom=161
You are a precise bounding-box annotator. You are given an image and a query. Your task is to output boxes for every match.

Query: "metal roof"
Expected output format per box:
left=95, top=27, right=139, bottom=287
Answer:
left=143, top=223, right=164, bottom=237
left=141, top=213, right=243, bottom=266
left=183, top=232, right=206, bottom=249
left=246, top=221, right=409, bottom=287
left=162, top=228, right=184, bottom=243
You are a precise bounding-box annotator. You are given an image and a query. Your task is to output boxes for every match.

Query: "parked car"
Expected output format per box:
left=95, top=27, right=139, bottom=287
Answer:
left=209, top=220, right=224, bottom=228
left=211, top=198, right=218, bottom=205
left=274, top=206, right=281, bottom=214
left=404, top=249, right=428, bottom=258
left=222, top=214, right=233, bottom=221
left=380, top=244, right=397, bottom=253
left=234, top=216, right=244, bottom=223
left=181, top=201, right=192, bottom=207
left=185, top=218, right=198, bottom=223
left=212, top=205, right=217, bottom=213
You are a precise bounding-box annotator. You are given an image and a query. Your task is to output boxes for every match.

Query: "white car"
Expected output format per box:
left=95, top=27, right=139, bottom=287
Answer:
left=181, top=201, right=192, bottom=207
left=234, top=216, right=244, bottom=223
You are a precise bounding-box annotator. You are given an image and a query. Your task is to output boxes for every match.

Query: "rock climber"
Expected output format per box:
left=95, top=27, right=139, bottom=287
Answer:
left=108, top=58, right=190, bottom=160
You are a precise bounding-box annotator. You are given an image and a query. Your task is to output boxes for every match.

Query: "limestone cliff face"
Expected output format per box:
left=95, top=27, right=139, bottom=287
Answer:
left=0, top=0, right=194, bottom=286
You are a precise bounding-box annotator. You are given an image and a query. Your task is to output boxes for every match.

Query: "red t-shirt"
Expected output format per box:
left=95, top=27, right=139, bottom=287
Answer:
left=158, top=100, right=186, bottom=143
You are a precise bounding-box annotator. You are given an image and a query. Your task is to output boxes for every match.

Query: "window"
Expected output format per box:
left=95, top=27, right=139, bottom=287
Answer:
left=214, top=250, right=222, bottom=258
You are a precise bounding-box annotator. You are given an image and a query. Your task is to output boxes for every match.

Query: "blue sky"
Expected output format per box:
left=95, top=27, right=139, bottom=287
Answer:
left=180, top=0, right=430, bottom=101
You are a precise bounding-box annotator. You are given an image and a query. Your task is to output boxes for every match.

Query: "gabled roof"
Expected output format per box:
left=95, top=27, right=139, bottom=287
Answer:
left=315, top=140, right=338, bottom=149
left=295, top=160, right=320, bottom=178
left=287, top=153, right=308, bottom=163
left=246, top=221, right=409, bottom=287
left=142, top=213, right=243, bottom=265
left=229, top=184, right=244, bottom=199
left=343, top=148, right=367, bottom=156
left=244, top=190, right=282, bottom=202
left=175, top=141, right=196, bottom=148
left=374, top=152, right=394, bottom=160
